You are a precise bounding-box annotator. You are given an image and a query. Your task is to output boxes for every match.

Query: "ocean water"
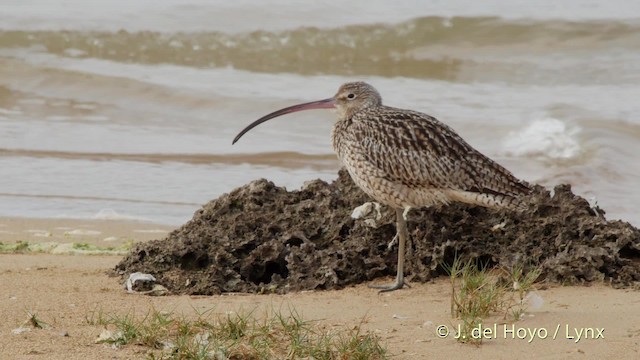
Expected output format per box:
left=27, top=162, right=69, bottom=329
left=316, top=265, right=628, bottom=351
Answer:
left=1, top=0, right=639, bottom=226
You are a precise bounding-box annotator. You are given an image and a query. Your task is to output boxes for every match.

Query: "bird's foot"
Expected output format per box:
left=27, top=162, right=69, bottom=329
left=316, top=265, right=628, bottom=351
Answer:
left=368, top=278, right=410, bottom=292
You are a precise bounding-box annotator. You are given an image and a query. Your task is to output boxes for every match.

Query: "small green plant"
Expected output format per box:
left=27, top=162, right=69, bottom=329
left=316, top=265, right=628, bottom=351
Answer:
left=85, top=306, right=108, bottom=326
left=71, top=242, right=131, bottom=254
left=72, top=242, right=92, bottom=250
left=444, top=256, right=541, bottom=344
left=335, top=319, right=387, bottom=360
left=444, top=257, right=505, bottom=344
left=15, top=241, right=30, bottom=252
left=0, top=241, right=31, bottom=253
left=25, top=311, right=49, bottom=329
left=501, top=262, right=542, bottom=321
left=220, top=311, right=249, bottom=340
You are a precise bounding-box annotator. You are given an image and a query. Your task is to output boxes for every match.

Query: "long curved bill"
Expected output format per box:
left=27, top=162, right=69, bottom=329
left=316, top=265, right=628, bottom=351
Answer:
left=232, top=98, right=335, bottom=144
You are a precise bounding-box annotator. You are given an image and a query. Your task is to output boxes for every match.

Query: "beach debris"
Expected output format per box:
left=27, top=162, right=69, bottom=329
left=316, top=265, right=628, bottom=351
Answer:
left=11, top=327, right=30, bottom=335
left=146, top=284, right=169, bottom=296
left=95, top=329, right=124, bottom=344
left=125, top=272, right=156, bottom=292
left=351, top=202, right=384, bottom=228
left=123, top=273, right=169, bottom=295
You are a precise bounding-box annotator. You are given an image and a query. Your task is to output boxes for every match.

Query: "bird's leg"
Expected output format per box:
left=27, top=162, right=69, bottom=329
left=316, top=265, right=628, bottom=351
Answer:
left=370, top=208, right=410, bottom=292
left=403, top=206, right=414, bottom=268
left=387, top=206, right=411, bottom=249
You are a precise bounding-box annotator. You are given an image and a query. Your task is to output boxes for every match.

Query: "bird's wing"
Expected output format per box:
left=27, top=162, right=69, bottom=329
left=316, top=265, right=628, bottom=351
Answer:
left=349, top=107, right=530, bottom=197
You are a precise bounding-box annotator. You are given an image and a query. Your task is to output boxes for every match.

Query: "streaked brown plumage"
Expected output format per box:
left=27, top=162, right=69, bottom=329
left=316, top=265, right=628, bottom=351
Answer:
left=233, top=81, right=531, bottom=291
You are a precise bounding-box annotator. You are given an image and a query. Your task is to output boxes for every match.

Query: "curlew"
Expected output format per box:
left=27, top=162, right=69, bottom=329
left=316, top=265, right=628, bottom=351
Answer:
left=233, top=82, right=531, bottom=292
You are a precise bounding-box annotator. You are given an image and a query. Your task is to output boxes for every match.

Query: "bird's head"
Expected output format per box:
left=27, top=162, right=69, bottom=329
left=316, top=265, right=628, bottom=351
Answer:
left=333, top=82, right=382, bottom=120
left=232, top=82, right=382, bottom=144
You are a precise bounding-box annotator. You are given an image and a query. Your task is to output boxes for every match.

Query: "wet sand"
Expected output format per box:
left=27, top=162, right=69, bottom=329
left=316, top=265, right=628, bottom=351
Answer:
left=1, top=218, right=639, bottom=359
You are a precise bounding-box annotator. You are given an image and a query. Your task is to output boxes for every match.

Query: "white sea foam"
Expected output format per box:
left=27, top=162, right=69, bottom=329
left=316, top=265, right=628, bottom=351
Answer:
left=502, top=118, right=581, bottom=160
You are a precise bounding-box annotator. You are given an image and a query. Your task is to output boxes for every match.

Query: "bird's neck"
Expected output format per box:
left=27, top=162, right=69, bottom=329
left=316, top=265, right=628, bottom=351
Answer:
left=335, top=107, right=351, bottom=122
left=330, top=116, right=352, bottom=158
left=335, top=105, right=378, bottom=122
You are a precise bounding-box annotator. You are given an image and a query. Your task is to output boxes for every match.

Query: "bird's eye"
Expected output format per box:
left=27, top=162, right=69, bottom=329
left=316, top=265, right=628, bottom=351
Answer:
left=347, top=93, right=356, bottom=100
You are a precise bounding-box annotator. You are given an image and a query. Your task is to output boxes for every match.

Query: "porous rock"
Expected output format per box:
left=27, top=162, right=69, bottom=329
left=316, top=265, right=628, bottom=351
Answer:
left=114, top=169, right=640, bottom=294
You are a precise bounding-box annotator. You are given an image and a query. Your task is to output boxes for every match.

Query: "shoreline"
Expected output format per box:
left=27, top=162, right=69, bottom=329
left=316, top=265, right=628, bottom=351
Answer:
left=0, top=217, right=175, bottom=249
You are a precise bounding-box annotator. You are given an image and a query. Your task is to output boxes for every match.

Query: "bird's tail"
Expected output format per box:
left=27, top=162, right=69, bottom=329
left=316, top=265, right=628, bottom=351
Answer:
left=445, top=190, right=530, bottom=212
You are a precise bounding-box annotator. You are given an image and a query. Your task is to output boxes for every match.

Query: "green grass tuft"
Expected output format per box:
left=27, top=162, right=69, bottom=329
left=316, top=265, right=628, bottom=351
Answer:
left=91, top=306, right=388, bottom=359
left=0, top=240, right=31, bottom=253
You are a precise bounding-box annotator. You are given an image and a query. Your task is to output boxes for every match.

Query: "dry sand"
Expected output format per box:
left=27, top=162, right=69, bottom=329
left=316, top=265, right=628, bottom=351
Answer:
left=1, top=218, right=639, bottom=359
left=0, top=217, right=173, bottom=248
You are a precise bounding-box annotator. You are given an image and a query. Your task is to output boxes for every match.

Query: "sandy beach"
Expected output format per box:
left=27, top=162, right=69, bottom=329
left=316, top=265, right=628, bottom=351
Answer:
left=1, top=217, right=638, bottom=359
